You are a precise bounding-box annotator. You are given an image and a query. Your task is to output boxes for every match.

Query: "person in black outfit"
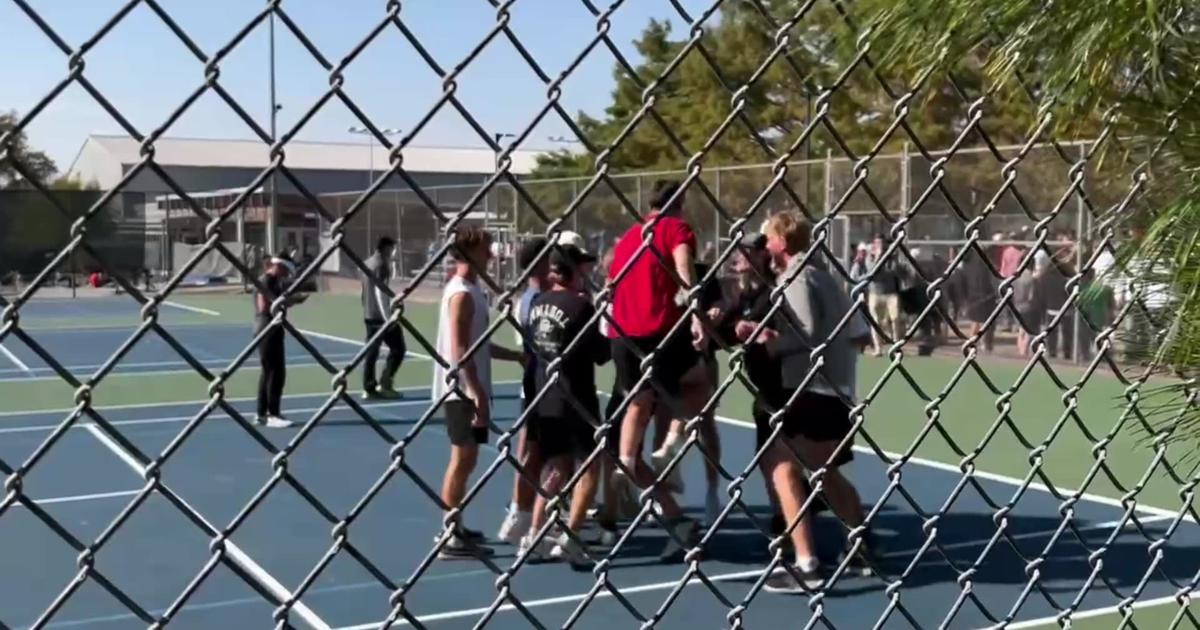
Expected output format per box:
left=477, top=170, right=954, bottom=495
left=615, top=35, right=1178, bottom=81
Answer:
left=255, top=252, right=308, bottom=428
left=521, top=244, right=610, bottom=565
left=362, top=237, right=407, bottom=399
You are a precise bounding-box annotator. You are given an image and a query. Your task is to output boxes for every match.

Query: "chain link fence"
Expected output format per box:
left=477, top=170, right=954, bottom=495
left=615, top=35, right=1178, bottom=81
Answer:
left=0, top=1, right=1195, bottom=629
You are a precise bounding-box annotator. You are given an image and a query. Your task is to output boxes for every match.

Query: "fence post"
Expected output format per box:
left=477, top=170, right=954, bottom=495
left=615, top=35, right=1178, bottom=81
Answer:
left=513, top=184, right=521, bottom=235
left=714, top=170, right=721, bottom=257
left=901, top=142, right=911, bottom=217
left=1073, top=143, right=1087, bottom=364
left=636, top=175, right=643, bottom=210
left=395, top=194, right=403, bottom=280
left=823, top=149, right=833, bottom=217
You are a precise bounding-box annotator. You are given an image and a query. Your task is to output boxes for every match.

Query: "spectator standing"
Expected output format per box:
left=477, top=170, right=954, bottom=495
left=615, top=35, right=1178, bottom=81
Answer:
left=864, top=234, right=906, bottom=356
left=1037, top=250, right=1072, bottom=359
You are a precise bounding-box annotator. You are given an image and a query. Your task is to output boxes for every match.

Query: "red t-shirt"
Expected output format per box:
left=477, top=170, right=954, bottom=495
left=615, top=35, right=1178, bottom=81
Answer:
left=607, top=212, right=697, bottom=338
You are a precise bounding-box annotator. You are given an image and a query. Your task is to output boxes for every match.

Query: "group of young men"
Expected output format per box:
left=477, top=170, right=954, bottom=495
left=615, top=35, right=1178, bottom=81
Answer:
left=252, top=179, right=878, bottom=593
left=428, top=180, right=878, bottom=593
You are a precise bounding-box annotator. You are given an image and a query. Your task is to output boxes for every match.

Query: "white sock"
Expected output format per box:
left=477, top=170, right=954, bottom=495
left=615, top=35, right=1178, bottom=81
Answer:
left=795, top=556, right=819, bottom=573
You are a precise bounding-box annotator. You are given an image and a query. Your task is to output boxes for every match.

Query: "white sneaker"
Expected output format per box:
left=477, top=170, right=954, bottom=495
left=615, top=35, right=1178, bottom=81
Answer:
left=518, top=534, right=554, bottom=563
left=596, top=525, right=618, bottom=547
left=496, top=510, right=532, bottom=545
left=764, top=562, right=823, bottom=593
left=659, top=517, right=699, bottom=561
left=651, top=440, right=686, bottom=493
left=550, top=533, right=589, bottom=567
left=261, top=415, right=294, bottom=429
left=705, top=487, right=721, bottom=526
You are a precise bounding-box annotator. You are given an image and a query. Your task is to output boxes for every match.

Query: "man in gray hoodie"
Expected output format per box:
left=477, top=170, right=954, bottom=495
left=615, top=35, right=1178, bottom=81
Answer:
left=739, top=212, right=876, bottom=594
left=362, top=236, right=407, bottom=399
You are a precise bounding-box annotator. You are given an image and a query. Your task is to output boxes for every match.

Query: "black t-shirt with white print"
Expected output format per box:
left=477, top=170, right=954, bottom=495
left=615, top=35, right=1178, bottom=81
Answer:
left=528, top=289, right=611, bottom=421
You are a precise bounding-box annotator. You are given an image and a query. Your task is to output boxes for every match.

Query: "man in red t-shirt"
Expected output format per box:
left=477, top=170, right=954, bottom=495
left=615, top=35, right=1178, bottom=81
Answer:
left=605, top=179, right=710, bottom=557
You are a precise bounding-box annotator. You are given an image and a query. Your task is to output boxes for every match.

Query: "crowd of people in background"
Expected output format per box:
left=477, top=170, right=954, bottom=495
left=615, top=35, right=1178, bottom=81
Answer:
left=841, top=227, right=1124, bottom=362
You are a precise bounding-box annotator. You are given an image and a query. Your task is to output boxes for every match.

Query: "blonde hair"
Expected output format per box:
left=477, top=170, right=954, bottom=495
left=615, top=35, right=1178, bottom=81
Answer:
left=762, top=212, right=811, bottom=255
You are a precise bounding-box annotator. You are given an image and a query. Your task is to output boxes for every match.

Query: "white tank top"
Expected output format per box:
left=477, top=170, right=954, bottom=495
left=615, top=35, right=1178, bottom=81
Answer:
left=432, top=274, right=492, bottom=402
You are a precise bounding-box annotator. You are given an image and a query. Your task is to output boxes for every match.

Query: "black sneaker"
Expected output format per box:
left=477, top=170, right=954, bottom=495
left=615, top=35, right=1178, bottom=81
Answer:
left=460, top=526, right=485, bottom=542
left=437, top=533, right=495, bottom=560
left=840, top=529, right=882, bottom=577
left=763, top=564, right=823, bottom=594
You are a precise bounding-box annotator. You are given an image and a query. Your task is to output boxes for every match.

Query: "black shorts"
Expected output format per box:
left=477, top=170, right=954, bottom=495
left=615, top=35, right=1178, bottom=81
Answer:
left=611, top=330, right=702, bottom=399
left=529, top=414, right=597, bottom=460
left=753, top=391, right=854, bottom=467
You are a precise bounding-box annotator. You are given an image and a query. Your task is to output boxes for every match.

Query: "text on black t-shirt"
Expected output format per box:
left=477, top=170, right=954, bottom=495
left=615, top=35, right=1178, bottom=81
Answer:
left=527, top=289, right=611, bottom=420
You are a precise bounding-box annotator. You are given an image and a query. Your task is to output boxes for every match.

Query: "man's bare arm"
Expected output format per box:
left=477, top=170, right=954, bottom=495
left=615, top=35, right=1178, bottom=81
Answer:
left=672, top=243, right=695, bottom=291
left=448, top=292, right=486, bottom=400
left=674, top=243, right=708, bottom=348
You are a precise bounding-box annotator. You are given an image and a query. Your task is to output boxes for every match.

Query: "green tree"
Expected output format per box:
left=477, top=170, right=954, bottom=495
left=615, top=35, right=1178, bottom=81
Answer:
left=0, top=111, right=57, bottom=189
left=531, top=1, right=1102, bottom=237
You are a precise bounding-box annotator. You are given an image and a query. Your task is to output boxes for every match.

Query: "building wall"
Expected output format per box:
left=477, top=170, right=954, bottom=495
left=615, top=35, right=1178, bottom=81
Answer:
left=119, top=164, right=487, bottom=195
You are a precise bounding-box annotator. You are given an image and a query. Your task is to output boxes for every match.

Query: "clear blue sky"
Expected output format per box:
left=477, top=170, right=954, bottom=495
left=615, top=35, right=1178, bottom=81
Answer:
left=1, top=0, right=709, bottom=172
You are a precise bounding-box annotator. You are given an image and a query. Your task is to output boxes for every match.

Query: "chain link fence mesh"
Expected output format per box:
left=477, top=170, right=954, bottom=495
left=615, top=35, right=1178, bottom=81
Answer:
left=0, top=0, right=1196, bottom=628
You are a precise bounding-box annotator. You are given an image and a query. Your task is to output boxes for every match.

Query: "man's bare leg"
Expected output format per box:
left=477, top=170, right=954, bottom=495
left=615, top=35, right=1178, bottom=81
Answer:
left=764, top=445, right=819, bottom=566
left=442, top=442, right=477, bottom=512
left=498, top=427, right=542, bottom=543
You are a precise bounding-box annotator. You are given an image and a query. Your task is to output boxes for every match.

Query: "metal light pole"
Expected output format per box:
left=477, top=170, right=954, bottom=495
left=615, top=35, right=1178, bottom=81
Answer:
left=348, top=126, right=401, bottom=256
left=267, top=10, right=278, bottom=256
left=491, top=132, right=516, bottom=231
left=492, top=131, right=516, bottom=287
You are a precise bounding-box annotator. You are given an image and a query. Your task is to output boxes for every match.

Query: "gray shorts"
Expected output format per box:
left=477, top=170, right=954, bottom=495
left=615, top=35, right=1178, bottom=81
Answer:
left=444, top=399, right=488, bottom=447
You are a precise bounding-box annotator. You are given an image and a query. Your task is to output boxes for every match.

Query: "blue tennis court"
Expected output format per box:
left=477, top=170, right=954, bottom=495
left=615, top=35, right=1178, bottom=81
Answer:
left=0, top=297, right=369, bottom=381
left=0, top=382, right=1195, bottom=629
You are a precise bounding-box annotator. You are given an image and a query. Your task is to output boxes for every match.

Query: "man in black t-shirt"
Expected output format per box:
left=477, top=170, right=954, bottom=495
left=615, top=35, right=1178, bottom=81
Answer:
left=254, top=252, right=308, bottom=428
left=520, top=244, right=610, bottom=566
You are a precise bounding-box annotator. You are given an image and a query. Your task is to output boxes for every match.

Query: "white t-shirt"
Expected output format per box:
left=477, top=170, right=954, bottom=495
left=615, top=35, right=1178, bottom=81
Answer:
left=432, top=274, right=492, bottom=402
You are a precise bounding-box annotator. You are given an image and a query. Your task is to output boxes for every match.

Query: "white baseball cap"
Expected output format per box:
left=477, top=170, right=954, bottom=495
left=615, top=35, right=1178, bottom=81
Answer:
left=557, top=230, right=591, bottom=255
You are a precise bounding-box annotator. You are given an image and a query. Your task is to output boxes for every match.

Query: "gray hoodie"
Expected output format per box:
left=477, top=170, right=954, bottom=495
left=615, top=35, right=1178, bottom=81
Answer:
left=766, top=255, right=871, bottom=400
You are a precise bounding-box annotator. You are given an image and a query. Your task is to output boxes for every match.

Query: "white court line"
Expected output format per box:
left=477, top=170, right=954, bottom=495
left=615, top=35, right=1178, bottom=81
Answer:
left=0, top=380, right=522, bottom=419
left=297, top=328, right=433, bottom=361
left=0, top=341, right=33, bottom=377
left=996, top=588, right=1198, bottom=630
left=81, top=423, right=332, bottom=630
left=162, top=300, right=221, bottom=317
left=37, top=568, right=493, bottom=630
left=334, top=515, right=1175, bottom=629
left=7, top=489, right=142, bottom=508
left=712, top=413, right=1189, bottom=522
left=0, top=353, right=360, bottom=381
left=0, top=400, right=431, bottom=435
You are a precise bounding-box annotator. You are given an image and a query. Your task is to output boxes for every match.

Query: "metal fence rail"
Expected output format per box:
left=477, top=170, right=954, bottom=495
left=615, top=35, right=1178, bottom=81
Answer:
left=0, top=1, right=1195, bottom=629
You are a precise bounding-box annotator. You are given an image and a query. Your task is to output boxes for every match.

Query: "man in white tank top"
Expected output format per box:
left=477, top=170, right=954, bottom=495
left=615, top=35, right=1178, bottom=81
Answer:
left=431, top=226, right=523, bottom=559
